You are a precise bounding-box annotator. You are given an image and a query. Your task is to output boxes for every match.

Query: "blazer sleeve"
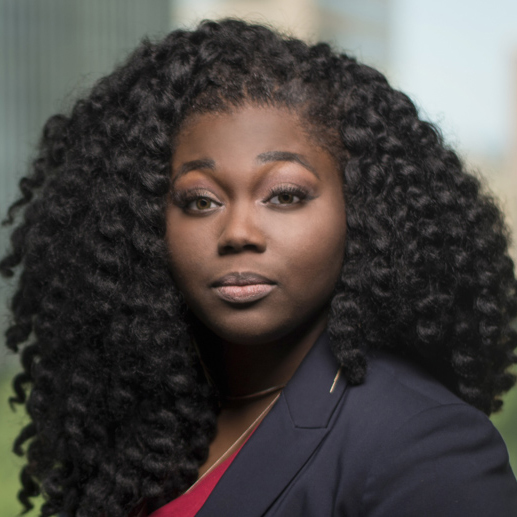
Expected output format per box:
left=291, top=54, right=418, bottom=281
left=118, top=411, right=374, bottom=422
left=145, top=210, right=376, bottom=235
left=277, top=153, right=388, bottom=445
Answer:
left=359, top=403, right=517, bottom=517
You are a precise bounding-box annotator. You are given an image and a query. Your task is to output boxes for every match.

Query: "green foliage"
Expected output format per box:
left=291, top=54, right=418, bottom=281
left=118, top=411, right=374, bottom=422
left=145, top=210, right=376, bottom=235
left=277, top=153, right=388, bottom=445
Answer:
left=0, top=371, right=42, bottom=517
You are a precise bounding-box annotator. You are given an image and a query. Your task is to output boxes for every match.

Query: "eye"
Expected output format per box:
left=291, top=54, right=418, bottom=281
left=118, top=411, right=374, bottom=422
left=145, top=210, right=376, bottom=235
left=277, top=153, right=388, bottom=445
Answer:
left=266, top=185, right=311, bottom=207
left=171, top=189, right=221, bottom=213
left=269, top=192, right=300, bottom=205
left=189, top=197, right=217, bottom=210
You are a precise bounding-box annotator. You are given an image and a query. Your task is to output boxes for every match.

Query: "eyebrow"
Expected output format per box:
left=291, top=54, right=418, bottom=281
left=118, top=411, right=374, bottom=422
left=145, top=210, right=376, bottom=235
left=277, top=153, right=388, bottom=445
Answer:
left=256, top=151, right=319, bottom=179
left=172, top=158, right=215, bottom=184
left=176, top=158, right=215, bottom=176
left=172, top=151, right=319, bottom=184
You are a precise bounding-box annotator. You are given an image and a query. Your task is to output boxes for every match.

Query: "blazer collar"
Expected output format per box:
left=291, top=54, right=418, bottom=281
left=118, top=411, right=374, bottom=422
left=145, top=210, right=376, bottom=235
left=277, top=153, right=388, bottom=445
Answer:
left=197, top=331, right=347, bottom=517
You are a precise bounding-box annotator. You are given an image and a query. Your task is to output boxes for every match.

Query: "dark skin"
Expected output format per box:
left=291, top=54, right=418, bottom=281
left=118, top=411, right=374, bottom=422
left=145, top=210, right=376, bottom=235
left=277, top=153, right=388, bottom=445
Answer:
left=166, top=105, right=347, bottom=477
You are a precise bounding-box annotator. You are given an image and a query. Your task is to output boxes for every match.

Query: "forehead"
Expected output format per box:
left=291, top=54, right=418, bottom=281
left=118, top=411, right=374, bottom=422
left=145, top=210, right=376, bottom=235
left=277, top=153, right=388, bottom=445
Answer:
left=171, top=104, right=342, bottom=175
left=175, top=105, right=307, bottom=152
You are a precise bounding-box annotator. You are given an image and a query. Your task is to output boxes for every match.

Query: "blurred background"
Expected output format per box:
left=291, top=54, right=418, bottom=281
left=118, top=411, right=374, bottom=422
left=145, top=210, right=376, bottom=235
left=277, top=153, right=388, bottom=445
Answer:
left=1, top=0, right=516, bottom=514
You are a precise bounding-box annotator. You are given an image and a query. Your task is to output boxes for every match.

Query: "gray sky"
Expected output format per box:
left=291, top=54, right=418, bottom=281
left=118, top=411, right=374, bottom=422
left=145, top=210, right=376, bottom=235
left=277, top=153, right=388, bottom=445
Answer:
left=391, top=0, right=517, bottom=158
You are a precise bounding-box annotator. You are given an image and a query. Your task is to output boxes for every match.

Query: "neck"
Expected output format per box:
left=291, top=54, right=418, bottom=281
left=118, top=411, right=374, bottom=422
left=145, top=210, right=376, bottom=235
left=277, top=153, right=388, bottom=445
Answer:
left=194, top=312, right=327, bottom=400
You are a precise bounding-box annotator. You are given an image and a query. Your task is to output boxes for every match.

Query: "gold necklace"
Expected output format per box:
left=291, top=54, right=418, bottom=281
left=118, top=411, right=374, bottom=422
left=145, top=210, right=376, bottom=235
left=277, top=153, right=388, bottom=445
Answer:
left=225, top=383, right=287, bottom=402
left=185, top=391, right=281, bottom=494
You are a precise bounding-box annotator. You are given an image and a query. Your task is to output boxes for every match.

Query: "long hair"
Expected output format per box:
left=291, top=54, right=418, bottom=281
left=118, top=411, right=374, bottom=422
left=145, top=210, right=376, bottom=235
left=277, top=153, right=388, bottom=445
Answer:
left=2, top=19, right=516, bottom=517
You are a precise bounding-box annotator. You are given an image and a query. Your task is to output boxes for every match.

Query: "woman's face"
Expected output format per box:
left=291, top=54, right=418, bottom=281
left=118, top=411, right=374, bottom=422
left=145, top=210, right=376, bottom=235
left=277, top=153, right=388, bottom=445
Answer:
left=166, top=105, right=346, bottom=346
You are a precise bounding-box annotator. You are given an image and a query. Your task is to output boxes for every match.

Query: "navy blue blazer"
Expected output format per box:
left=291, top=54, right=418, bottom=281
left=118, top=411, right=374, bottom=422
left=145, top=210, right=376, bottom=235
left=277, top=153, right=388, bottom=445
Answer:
left=197, top=332, right=517, bottom=516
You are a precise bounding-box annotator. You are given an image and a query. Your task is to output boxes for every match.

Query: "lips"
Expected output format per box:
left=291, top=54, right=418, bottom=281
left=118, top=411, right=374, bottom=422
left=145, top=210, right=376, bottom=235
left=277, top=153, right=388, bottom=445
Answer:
left=211, top=272, right=276, bottom=303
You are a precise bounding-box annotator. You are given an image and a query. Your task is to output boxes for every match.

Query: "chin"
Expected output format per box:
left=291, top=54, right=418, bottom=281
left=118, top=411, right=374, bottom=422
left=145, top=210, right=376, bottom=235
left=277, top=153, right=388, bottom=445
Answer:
left=198, top=308, right=327, bottom=347
left=207, top=322, right=292, bottom=346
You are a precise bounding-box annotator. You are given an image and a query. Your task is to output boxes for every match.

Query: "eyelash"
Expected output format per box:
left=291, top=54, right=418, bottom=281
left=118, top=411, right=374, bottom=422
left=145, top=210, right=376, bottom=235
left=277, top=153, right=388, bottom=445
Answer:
left=171, top=184, right=312, bottom=212
left=265, top=185, right=312, bottom=206
left=171, top=189, right=219, bottom=211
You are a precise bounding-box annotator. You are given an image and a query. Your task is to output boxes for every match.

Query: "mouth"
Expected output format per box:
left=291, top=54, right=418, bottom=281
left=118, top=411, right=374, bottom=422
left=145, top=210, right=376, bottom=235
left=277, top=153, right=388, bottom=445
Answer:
left=211, top=272, right=276, bottom=304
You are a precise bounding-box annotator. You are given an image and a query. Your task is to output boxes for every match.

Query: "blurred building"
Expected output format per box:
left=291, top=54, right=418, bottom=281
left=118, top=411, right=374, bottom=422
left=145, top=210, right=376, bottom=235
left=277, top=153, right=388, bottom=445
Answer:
left=318, top=0, right=391, bottom=70
left=0, top=0, right=172, bottom=224
left=172, top=0, right=392, bottom=70
left=0, top=0, right=172, bottom=365
left=172, top=0, right=320, bottom=41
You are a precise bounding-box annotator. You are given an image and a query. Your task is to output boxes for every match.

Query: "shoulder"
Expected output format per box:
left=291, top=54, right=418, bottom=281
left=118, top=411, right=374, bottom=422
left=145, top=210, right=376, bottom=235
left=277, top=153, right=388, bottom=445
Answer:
left=334, top=350, right=493, bottom=452
left=331, top=351, right=517, bottom=516
left=348, top=350, right=472, bottom=417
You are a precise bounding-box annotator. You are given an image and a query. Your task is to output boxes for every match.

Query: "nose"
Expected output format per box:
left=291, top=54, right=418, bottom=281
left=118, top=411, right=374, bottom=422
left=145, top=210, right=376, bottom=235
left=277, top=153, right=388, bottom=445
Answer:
left=217, top=203, right=267, bottom=255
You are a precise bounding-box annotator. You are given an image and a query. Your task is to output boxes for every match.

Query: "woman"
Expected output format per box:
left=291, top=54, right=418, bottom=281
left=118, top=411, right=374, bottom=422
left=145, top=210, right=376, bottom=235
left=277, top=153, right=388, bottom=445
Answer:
left=2, top=18, right=517, bottom=517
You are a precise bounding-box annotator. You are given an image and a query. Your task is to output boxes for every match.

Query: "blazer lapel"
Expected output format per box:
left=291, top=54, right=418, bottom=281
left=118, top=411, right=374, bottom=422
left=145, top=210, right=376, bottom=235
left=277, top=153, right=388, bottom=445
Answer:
left=196, top=332, right=347, bottom=517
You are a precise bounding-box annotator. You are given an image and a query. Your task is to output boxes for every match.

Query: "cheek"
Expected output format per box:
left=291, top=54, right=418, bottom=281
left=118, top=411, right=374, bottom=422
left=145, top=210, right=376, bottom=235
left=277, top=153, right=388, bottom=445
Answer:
left=280, top=204, right=346, bottom=293
left=165, top=216, right=206, bottom=286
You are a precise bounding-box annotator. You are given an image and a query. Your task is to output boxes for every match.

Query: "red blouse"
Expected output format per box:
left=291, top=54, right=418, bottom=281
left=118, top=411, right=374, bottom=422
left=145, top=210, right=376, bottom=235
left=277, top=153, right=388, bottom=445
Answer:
left=146, top=442, right=245, bottom=517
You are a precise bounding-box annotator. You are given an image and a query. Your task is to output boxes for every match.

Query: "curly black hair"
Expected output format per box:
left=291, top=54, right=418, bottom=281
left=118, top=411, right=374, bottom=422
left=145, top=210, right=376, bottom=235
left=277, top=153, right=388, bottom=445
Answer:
left=2, top=18, right=516, bottom=517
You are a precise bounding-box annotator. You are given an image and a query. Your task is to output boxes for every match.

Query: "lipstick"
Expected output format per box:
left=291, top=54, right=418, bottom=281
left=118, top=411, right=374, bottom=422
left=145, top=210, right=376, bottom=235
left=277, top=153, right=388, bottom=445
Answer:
left=212, top=272, right=276, bottom=303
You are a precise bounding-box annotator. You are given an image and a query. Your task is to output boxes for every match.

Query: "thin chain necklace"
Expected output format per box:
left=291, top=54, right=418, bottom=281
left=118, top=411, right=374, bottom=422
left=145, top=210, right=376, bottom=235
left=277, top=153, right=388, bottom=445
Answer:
left=185, top=391, right=281, bottom=494
left=224, top=383, right=287, bottom=402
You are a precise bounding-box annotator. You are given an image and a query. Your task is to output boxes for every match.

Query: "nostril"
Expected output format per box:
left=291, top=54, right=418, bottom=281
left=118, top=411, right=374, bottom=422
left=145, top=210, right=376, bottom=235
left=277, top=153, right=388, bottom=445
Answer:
left=217, top=212, right=267, bottom=254
left=218, top=241, right=265, bottom=255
